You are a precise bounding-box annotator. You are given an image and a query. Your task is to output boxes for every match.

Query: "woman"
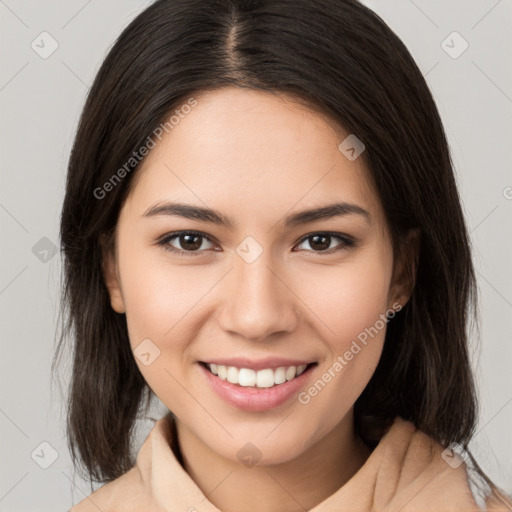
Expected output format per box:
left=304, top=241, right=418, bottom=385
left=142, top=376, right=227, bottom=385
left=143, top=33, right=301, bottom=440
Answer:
left=55, top=0, right=512, bottom=510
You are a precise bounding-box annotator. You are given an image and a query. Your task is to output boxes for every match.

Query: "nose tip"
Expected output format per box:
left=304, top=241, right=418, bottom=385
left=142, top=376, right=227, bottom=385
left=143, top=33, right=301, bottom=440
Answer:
left=216, top=259, right=299, bottom=341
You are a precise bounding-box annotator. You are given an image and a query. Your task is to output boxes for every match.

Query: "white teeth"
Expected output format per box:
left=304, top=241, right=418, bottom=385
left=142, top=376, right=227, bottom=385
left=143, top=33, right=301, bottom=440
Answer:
left=238, top=368, right=256, bottom=386
left=226, top=366, right=239, bottom=384
left=297, top=364, right=307, bottom=375
left=217, top=365, right=227, bottom=380
left=206, top=363, right=311, bottom=388
left=285, top=366, right=296, bottom=381
left=274, top=367, right=286, bottom=385
left=256, top=368, right=275, bottom=388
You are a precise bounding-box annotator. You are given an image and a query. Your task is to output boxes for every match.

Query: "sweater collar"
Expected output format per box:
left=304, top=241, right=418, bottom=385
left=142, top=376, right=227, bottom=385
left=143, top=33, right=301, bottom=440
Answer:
left=133, top=412, right=480, bottom=512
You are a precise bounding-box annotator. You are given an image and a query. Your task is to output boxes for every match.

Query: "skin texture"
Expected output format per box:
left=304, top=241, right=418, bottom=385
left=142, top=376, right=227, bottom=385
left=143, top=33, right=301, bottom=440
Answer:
left=103, top=87, right=414, bottom=512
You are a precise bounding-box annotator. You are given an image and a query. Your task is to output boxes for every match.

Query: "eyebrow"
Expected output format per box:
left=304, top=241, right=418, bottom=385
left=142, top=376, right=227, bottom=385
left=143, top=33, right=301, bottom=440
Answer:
left=142, top=201, right=370, bottom=229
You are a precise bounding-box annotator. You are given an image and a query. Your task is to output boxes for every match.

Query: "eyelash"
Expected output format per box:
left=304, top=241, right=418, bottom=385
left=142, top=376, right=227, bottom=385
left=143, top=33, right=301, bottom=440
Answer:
left=156, top=230, right=355, bottom=257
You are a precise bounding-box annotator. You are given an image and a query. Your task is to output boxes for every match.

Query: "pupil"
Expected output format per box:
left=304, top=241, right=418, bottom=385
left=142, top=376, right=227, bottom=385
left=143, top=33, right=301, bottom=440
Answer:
left=311, top=234, right=330, bottom=251
left=181, top=234, right=201, bottom=250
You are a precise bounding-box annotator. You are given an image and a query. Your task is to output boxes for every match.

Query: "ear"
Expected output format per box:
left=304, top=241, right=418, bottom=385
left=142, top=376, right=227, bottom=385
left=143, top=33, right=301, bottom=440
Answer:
left=100, top=233, right=126, bottom=314
left=389, top=228, right=420, bottom=309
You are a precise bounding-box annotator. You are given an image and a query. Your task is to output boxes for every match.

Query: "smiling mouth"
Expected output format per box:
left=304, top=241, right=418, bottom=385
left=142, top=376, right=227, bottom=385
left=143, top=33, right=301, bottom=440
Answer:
left=199, top=361, right=317, bottom=389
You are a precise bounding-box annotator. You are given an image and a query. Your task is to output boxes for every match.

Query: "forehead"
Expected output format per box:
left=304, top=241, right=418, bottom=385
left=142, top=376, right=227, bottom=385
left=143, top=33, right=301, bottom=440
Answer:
left=123, top=87, right=381, bottom=227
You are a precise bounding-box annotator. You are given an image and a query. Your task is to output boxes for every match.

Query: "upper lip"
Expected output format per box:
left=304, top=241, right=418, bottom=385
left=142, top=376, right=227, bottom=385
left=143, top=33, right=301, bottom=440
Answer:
left=200, top=357, right=316, bottom=371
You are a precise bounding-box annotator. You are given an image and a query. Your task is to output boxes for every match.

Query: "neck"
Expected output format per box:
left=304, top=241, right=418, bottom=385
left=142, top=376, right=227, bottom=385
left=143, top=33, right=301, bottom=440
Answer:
left=174, top=410, right=371, bottom=512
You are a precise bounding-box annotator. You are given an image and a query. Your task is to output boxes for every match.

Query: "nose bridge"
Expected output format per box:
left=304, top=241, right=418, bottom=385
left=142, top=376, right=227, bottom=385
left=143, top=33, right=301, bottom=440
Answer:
left=217, top=248, right=298, bottom=341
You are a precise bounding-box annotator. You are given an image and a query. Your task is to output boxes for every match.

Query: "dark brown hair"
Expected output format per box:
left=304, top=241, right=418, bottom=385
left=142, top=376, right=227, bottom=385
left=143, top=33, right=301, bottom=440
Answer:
left=53, top=0, right=511, bottom=505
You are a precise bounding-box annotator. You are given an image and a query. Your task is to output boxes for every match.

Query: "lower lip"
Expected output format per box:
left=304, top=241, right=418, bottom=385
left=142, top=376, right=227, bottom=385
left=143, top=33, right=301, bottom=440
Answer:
left=198, top=363, right=316, bottom=412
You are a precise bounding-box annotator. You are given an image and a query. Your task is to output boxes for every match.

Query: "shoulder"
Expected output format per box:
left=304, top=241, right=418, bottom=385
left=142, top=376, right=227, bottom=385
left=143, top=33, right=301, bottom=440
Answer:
left=375, top=417, right=512, bottom=512
left=69, top=466, right=163, bottom=512
left=69, top=418, right=166, bottom=511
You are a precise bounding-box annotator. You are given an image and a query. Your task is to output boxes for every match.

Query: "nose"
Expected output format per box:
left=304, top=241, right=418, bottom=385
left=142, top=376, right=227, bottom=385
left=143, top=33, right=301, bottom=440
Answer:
left=217, top=252, right=299, bottom=342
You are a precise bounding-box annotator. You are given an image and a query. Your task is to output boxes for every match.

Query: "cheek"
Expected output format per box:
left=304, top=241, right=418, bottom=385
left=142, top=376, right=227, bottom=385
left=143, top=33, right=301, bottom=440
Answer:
left=116, top=244, right=207, bottom=409
left=297, top=250, right=393, bottom=349
left=118, top=240, right=208, bottom=348
left=330, top=268, right=391, bottom=352
left=293, top=250, right=393, bottom=414
left=116, top=238, right=229, bottom=410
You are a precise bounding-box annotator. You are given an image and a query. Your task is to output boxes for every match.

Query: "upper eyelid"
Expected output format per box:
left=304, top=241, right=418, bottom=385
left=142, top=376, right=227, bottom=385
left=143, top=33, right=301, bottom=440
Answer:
left=160, top=230, right=217, bottom=244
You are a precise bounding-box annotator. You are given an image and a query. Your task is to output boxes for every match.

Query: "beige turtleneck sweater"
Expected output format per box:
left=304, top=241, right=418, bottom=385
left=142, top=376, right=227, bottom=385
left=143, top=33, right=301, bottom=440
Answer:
left=69, top=413, right=511, bottom=511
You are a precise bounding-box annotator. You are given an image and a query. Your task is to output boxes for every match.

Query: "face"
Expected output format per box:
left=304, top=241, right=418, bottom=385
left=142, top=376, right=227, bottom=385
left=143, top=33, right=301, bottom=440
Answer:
left=103, top=87, right=410, bottom=465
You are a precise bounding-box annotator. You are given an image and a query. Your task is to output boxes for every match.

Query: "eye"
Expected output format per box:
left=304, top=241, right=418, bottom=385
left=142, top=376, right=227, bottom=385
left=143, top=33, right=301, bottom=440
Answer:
left=157, top=230, right=355, bottom=257
left=157, top=231, right=217, bottom=257
left=294, top=232, right=354, bottom=254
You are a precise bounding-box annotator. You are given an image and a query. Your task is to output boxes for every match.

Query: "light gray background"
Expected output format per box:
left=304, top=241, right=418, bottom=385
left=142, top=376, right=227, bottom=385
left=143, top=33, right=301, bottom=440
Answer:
left=1, top=1, right=511, bottom=510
